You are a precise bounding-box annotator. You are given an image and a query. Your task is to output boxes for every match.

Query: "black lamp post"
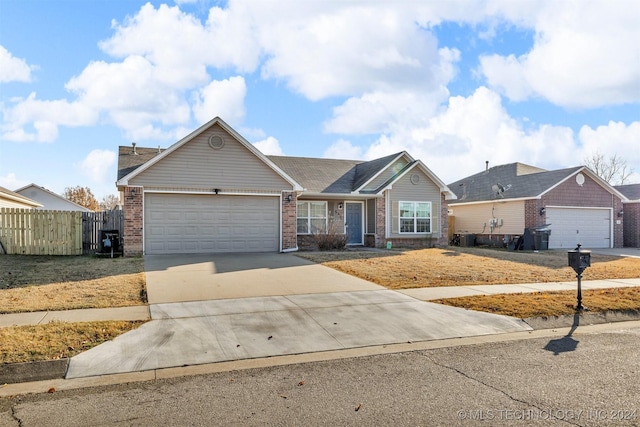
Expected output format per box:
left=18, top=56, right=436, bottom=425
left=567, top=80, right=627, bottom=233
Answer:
left=567, top=244, right=591, bottom=311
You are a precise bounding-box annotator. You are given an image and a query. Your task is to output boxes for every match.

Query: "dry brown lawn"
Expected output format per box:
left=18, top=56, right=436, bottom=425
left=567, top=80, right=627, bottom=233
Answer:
left=0, top=321, right=144, bottom=364
left=297, top=247, right=640, bottom=289
left=435, top=287, right=640, bottom=318
left=0, top=255, right=146, bottom=314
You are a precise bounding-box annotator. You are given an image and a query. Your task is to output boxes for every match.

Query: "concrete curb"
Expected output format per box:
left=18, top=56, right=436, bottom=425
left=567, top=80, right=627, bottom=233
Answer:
left=524, top=310, right=640, bottom=330
left=0, top=359, right=68, bottom=384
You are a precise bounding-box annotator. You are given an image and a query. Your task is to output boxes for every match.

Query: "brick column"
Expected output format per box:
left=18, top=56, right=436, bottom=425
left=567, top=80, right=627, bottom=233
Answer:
left=282, top=192, right=298, bottom=251
left=439, top=194, right=449, bottom=246
left=123, top=186, right=143, bottom=257
left=375, top=195, right=386, bottom=248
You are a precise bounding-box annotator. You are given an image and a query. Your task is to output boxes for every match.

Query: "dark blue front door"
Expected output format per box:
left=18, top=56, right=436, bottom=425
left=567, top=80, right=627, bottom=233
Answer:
left=345, top=202, right=363, bottom=245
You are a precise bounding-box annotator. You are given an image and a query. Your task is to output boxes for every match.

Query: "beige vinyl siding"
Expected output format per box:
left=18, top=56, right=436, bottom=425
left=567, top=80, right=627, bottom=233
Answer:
left=361, top=158, right=409, bottom=191
left=387, top=170, right=441, bottom=238
left=366, top=199, right=376, bottom=233
left=130, top=124, right=292, bottom=191
left=449, top=200, right=525, bottom=235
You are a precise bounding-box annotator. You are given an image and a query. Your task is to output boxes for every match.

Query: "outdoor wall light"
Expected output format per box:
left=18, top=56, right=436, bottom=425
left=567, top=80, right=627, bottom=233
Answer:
left=618, top=209, right=624, bottom=217
left=213, top=188, right=220, bottom=194
left=338, top=203, right=343, bottom=210
left=286, top=194, right=293, bottom=202
left=539, top=207, right=546, bottom=216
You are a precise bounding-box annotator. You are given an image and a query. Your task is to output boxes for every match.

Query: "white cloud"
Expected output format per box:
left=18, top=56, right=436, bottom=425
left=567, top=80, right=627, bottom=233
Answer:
left=256, top=4, right=456, bottom=101
left=323, top=139, right=363, bottom=160
left=1, top=93, right=97, bottom=142
left=578, top=121, right=640, bottom=183
left=0, top=173, right=29, bottom=191
left=362, top=87, right=581, bottom=183
left=480, top=1, right=640, bottom=108
left=78, top=149, right=117, bottom=184
left=0, top=45, right=33, bottom=83
left=253, top=136, right=283, bottom=155
left=192, top=76, right=246, bottom=125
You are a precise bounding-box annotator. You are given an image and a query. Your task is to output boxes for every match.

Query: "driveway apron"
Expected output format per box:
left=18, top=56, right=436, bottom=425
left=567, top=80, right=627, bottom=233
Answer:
left=66, top=253, right=531, bottom=378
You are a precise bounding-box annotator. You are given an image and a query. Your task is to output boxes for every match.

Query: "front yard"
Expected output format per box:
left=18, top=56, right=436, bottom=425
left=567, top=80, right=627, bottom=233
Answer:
left=297, top=247, right=640, bottom=289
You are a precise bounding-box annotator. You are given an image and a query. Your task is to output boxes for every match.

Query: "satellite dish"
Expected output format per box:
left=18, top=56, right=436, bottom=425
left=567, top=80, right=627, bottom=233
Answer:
left=491, top=184, right=500, bottom=193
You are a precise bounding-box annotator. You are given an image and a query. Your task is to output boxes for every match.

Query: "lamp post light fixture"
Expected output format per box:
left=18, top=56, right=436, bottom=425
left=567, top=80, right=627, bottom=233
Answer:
left=567, top=243, right=591, bottom=311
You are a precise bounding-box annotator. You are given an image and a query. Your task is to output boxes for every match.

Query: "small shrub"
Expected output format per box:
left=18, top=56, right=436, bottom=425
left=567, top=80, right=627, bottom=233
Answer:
left=312, top=232, right=347, bottom=251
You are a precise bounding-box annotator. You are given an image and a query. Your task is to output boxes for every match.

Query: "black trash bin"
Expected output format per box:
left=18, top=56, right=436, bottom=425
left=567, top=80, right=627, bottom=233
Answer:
left=531, top=226, right=551, bottom=250
left=99, top=229, right=120, bottom=256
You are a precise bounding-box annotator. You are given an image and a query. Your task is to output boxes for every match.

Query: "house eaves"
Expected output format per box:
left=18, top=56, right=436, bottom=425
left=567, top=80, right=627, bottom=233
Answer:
left=116, top=117, right=303, bottom=191
left=0, top=186, right=42, bottom=208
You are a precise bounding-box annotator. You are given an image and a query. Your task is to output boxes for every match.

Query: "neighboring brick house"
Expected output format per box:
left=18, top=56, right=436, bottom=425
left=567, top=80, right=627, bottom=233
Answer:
left=448, top=162, right=628, bottom=249
left=615, top=184, right=640, bottom=248
left=115, top=117, right=456, bottom=256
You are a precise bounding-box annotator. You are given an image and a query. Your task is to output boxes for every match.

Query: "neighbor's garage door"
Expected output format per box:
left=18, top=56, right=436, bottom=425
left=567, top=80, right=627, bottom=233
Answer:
left=145, top=193, right=279, bottom=254
left=546, top=207, right=611, bottom=249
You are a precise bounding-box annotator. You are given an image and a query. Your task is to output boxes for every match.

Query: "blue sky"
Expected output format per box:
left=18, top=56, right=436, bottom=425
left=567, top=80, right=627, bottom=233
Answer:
left=1, top=0, right=639, bottom=201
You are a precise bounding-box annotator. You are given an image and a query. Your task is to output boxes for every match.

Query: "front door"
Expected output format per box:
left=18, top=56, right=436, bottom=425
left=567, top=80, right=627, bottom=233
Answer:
left=345, top=202, right=363, bottom=245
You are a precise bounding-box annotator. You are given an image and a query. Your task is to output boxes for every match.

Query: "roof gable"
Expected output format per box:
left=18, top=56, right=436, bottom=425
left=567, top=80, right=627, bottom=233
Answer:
left=116, top=117, right=301, bottom=190
left=15, top=184, right=93, bottom=212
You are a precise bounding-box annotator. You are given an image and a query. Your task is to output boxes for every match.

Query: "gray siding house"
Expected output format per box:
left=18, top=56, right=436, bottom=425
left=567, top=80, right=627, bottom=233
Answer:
left=116, top=117, right=456, bottom=255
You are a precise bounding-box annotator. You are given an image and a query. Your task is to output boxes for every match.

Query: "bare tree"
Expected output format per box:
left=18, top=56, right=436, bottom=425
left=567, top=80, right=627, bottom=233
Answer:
left=583, top=151, right=633, bottom=185
left=100, top=194, right=121, bottom=211
left=64, top=186, right=100, bottom=211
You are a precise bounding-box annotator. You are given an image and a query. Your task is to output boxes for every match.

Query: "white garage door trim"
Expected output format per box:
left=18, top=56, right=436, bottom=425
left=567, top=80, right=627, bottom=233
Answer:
left=144, top=192, right=281, bottom=254
left=546, top=206, right=612, bottom=249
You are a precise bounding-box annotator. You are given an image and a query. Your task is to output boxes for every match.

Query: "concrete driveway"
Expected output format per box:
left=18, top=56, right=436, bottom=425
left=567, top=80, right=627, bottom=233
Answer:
left=66, top=252, right=532, bottom=379
left=143, top=252, right=384, bottom=304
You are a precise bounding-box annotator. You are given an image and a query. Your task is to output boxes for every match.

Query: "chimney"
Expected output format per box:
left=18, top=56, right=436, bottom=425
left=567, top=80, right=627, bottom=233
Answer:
left=131, top=142, right=138, bottom=155
left=485, top=160, right=489, bottom=171
left=158, top=145, right=161, bottom=154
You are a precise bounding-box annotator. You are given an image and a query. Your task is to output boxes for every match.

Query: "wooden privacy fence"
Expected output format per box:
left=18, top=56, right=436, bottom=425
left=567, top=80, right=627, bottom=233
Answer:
left=0, top=208, right=83, bottom=255
left=0, top=208, right=124, bottom=256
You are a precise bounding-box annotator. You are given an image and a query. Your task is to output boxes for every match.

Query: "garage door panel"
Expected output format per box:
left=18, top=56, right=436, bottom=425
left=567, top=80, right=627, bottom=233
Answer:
left=144, top=193, right=279, bottom=254
left=547, top=208, right=611, bottom=249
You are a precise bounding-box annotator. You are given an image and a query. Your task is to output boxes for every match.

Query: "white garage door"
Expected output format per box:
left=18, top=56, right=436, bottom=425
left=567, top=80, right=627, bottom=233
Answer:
left=145, top=193, right=279, bottom=254
left=546, top=207, right=611, bottom=249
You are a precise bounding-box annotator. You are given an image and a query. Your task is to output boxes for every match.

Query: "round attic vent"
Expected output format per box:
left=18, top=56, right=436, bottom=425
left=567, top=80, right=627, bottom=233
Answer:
left=208, top=135, right=225, bottom=150
left=410, top=173, right=420, bottom=185
left=576, top=173, right=585, bottom=186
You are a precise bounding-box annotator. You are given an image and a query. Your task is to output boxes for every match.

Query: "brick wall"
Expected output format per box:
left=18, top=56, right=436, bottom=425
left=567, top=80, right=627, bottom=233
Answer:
left=281, top=192, right=298, bottom=251
left=123, top=186, right=143, bottom=257
left=623, top=202, right=640, bottom=247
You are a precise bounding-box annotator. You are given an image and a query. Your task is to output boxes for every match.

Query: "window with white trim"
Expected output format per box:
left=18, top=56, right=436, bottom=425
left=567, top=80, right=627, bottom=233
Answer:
left=399, top=201, right=431, bottom=233
left=297, top=201, right=328, bottom=234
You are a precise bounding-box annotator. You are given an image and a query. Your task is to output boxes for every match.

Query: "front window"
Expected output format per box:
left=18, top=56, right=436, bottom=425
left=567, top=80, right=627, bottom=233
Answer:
left=399, top=201, right=431, bottom=233
left=297, top=201, right=327, bottom=234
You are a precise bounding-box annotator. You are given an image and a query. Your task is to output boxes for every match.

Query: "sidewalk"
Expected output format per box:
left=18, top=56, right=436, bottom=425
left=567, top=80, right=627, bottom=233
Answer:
left=1, top=278, right=638, bottom=328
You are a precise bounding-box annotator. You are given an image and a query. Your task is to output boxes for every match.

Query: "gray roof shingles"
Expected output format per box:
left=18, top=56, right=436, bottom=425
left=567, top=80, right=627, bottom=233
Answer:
left=615, top=184, right=640, bottom=201
left=448, top=162, right=583, bottom=203
left=117, top=146, right=164, bottom=180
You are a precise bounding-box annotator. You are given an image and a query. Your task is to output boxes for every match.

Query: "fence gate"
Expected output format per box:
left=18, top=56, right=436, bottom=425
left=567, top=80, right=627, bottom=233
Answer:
left=82, top=210, right=124, bottom=254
